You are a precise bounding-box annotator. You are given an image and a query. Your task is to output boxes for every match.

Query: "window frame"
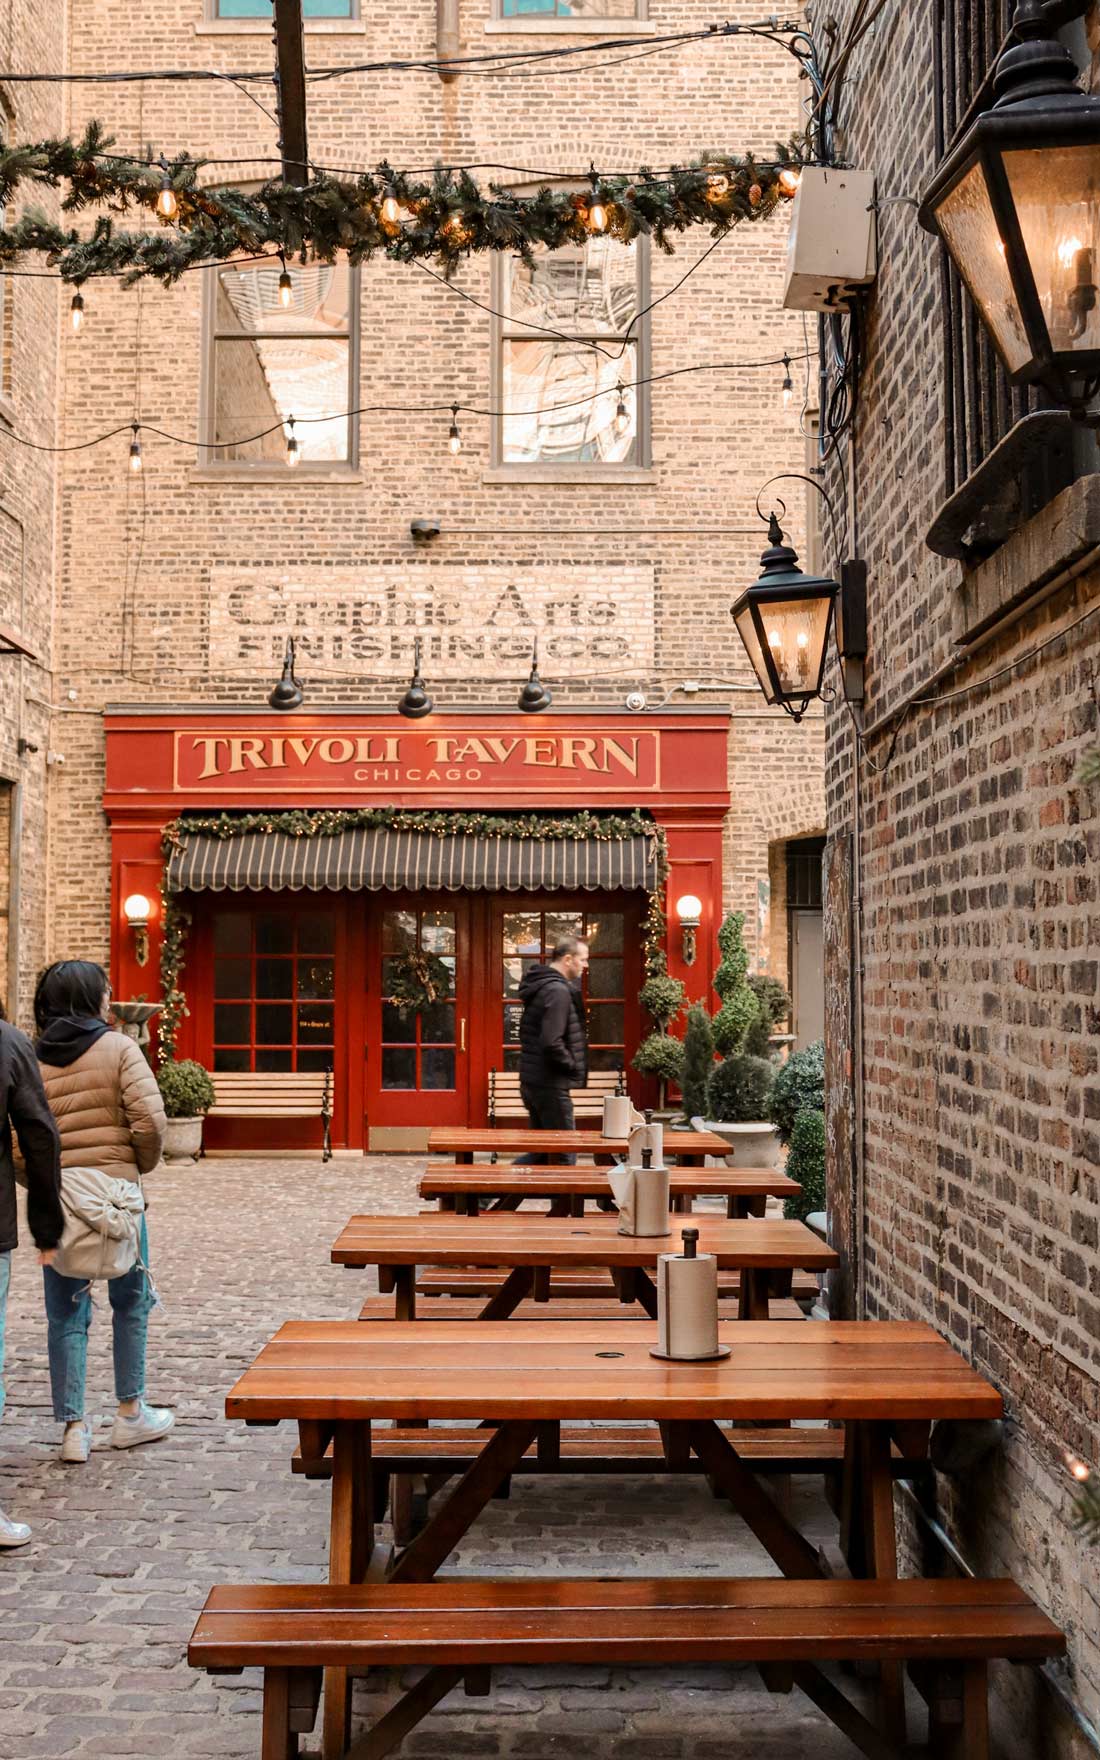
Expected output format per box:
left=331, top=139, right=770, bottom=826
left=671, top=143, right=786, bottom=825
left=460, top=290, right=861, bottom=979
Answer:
left=489, top=0, right=645, bottom=28
left=489, top=216, right=652, bottom=480
left=202, top=0, right=361, bottom=24
left=197, top=251, right=361, bottom=478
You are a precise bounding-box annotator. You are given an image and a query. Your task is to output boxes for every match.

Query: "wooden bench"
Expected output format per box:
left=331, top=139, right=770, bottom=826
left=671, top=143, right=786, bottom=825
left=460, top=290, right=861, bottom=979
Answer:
left=209, top=1069, right=333, bottom=1162
left=356, top=1294, right=806, bottom=1323
left=414, top=1266, right=821, bottom=1302
left=189, top=1576, right=1065, bottom=1760
left=488, top=1066, right=624, bottom=1127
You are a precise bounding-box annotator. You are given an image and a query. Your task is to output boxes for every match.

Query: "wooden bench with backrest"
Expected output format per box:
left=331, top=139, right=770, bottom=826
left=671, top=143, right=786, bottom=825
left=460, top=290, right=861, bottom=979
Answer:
left=208, top=1069, right=333, bottom=1162
left=488, top=1066, right=624, bottom=1126
left=189, top=1575, right=1065, bottom=1760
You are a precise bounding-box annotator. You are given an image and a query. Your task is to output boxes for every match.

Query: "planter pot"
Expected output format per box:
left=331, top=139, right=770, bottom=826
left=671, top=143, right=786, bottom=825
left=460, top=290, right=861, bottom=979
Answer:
left=163, top=1115, right=204, bottom=1162
left=699, top=1120, right=783, bottom=1169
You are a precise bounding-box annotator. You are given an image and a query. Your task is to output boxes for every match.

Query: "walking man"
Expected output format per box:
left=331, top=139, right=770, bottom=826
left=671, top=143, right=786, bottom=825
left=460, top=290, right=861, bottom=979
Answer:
left=0, top=1002, right=64, bottom=1546
left=517, top=937, right=589, bottom=1165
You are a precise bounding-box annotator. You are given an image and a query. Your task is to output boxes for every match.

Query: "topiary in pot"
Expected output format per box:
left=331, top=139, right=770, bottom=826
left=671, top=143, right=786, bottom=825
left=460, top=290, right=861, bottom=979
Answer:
left=770, top=1038, right=825, bottom=1145
left=705, top=1053, right=775, bottom=1124
left=712, top=912, right=762, bottom=1056
left=783, top=1106, right=827, bottom=1222
left=745, top=975, right=792, bottom=1057
left=679, top=1002, right=715, bottom=1121
left=639, top=973, right=686, bottom=1033
left=157, top=1058, right=216, bottom=1162
left=632, top=1031, right=685, bottom=1110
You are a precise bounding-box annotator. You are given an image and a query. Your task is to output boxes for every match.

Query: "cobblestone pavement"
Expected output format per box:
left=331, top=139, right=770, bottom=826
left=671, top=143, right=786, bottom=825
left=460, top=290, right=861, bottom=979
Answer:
left=0, top=1156, right=862, bottom=1759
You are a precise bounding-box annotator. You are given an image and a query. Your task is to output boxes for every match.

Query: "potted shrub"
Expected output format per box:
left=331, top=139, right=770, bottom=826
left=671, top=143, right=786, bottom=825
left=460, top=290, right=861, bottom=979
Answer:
left=632, top=968, right=686, bottom=1112
left=770, top=1038, right=825, bottom=1145
left=157, top=1059, right=216, bottom=1161
left=782, top=1106, right=827, bottom=1223
left=679, top=1002, right=715, bottom=1122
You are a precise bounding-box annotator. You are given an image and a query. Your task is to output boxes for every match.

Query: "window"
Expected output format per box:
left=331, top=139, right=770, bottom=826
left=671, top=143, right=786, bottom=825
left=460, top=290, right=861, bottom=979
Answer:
left=202, top=257, right=358, bottom=469
left=500, top=907, right=626, bottom=1072
left=380, top=909, right=457, bottom=1091
left=210, top=0, right=356, bottom=18
left=492, top=234, right=648, bottom=469
left=498, top=0, right=636, bottom=16
left=212, top=909, right=336, bottom=1071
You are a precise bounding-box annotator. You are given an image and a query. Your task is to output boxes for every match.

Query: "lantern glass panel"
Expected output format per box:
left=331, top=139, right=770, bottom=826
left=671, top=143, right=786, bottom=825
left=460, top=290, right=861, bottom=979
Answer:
left=935, top=160, right=1032, bottom=373
left=1003, top=144, right=1100, bottom=358
left=756, top=595, right=832, bottom=702
left=733, top=602, right=775, bottom=700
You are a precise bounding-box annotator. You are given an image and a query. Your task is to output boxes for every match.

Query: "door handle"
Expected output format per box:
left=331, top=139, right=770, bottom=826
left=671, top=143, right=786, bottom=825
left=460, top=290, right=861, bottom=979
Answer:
left=459, top=1017, right=466, bottom=1052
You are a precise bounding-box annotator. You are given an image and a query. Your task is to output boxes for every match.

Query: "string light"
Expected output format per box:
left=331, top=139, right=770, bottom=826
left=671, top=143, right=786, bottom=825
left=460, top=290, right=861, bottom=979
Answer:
left=156, top=172, right=178, bottom=221
left=447, top=404, right=462, bottom=455
left=614, top=385, right=630, bottom=436
left=781, top=352, right=793, bottom=409
left=1067, top=1453, right=1092, bottom=1483
left=381, top=184, right=401, bottom=226
left=285, top=414, right=301, bottom=468
left=128, top=422, right=142, bottom=473
left=587, top=167, right=608, bottom=234
left=69, top=291, right=84, bottom=332
left=277, top=256, right=293, bottom=309
left=778, top=167, right=801, bottom=198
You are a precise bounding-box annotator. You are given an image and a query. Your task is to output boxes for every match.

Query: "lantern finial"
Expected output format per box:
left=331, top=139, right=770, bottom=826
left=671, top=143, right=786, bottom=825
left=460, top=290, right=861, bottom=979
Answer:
left=995, top=2, right=1080, bottom=107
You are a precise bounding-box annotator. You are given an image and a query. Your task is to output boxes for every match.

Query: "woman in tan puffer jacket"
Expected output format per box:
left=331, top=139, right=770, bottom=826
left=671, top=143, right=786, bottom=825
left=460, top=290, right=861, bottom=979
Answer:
left=34, top=960, right=172, bottom=1465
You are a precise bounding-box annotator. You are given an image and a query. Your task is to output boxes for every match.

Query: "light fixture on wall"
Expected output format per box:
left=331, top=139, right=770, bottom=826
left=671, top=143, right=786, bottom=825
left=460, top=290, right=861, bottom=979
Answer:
left=918, top=0, right=1100, bottom=414
left=268, top=637, right=304, bottom=712
left=518, top=638, right=552, bottom=713
left=123, top=893, right=152, bottom=967
left=398, top=637, right=434, bottom=718
left=730, top=513, right=839, bottom=721
left=676, top=894, right=703, bottom=965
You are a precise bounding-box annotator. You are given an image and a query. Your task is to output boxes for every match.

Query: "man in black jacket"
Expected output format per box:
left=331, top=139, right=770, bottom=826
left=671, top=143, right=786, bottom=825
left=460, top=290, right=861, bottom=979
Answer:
left=0, top=1011, right=63, bottom=1547
left=517, top=937, right=589, bottom=1164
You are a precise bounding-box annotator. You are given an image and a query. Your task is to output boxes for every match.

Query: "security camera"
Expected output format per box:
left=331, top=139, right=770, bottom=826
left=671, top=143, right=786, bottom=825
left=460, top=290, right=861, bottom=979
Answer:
left=625, top=691, right=647, bottom=713
left=46, top=750, right=65, bottom=767
left=410, top=518, right=441, bottom=542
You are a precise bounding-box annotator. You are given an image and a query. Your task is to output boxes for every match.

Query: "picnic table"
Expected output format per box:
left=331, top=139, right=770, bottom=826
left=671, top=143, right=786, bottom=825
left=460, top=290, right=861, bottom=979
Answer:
left=419, top=1161, right=800, bottom=1218
left=226, top=1317, right=1006, bottom=1757
left=426, top=1125, right=732, bottom=1164
left=331, top=1212, right=836, bottom=1320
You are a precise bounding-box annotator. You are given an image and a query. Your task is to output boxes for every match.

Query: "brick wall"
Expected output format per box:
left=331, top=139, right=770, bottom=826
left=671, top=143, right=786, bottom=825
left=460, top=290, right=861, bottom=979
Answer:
left=42, top=0, right=826, bottom=980
left=813, top=1, right=1100, bottom=1751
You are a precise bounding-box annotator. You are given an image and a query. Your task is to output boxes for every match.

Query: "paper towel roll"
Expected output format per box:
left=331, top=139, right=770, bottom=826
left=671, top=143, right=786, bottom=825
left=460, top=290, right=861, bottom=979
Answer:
left=608, top=1162, right=671, bottom=1236
left=656, top=1246, right=722, bottom=1359
left=603, top=1094, right=643, bottom=1137
left=627, top=1120, right=663, bottom=1166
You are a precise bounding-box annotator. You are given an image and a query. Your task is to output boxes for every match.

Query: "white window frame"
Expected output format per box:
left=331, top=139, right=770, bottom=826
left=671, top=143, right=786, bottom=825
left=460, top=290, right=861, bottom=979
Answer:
left=488, top=226, right=652, bottom=483
left=198, top=0, right=363, bottom=32
left=197, top=254, right=361, bottom=480
left=486, top=0, right=653, bottom=35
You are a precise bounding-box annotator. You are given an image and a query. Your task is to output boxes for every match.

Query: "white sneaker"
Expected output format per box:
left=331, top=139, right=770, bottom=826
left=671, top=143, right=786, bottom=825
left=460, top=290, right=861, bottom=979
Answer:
left=110, top=1402, right=174, bottom=1450
left=60, top=1419, right=92, bottom=1464
left=0, top=1507, right=31, bottom=1547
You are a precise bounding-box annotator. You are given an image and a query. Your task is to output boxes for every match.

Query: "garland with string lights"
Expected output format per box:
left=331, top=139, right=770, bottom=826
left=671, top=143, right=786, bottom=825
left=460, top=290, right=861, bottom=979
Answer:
left=156, top=806, right=669, bottom=1058
left=0, top=121, right=807, bottom=286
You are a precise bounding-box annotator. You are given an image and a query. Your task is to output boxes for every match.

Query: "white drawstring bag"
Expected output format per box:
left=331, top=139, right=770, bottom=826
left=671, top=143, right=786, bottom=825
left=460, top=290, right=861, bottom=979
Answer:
left=52, top=1166, right=146, bottom=1283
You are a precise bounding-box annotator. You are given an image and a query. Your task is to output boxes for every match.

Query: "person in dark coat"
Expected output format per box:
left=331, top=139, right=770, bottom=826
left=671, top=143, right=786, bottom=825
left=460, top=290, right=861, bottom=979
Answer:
left=0, top=1002, right=63, bottom=1547
left=516, top=938, right=589, bottom=1164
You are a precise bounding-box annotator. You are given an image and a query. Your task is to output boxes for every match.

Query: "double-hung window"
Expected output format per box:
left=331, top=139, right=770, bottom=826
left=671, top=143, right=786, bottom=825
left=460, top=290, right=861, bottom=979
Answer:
left=497, top=0, right=639, bottom=18
left=492, top=232, right=649, bottom=472
left=202, top=257, right=359, bottom=471
left=209, top=0, right=357, bottom=20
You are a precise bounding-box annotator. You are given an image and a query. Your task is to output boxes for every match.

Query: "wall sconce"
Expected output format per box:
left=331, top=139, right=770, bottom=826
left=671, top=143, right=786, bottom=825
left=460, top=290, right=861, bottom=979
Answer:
left=730, top=514, right=839, bottom=720
left=676, top=894, right=703, bottom=965
left=123, top=893, right=152, bottom=966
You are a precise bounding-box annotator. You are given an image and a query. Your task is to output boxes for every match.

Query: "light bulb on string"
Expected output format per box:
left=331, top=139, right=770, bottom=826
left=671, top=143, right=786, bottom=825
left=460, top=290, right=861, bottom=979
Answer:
left=381, top=184, right=401, bottom=226
left=448, top=404, right=462, bottom=456
left=277, top=257, right=293, bottom=310
left=587, top=167, right=608, bottom=234
left=128, top=422, right=142, bottom=474
left=156, top=173, right=178, bottom=222
left=613, top=386, right=630, bottom=436
left=778, top=167, right=801, bottom=199
left=781, top=353, right=793, bottom=410
left=285, top=415, right=301, bottom=469
left=69, top=291, right=84, bottom=333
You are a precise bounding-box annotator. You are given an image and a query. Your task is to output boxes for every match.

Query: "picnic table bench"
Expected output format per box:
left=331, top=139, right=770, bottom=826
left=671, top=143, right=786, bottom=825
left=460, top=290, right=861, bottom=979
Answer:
left=190, top=1575, right=1064, bottom=1760
left=411, top=1265, right=821, bottom=1301
left=330, top=1212, right=837, bottom=1320
left=222, top=1318, right=1020, bottom=1759
left=426, top=1125, right=731, bottom=1165
left=419, top=1160, right=800, bottom=1217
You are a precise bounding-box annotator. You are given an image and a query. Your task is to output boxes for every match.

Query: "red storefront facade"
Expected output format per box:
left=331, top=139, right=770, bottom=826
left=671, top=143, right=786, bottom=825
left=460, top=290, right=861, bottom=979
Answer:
left=104, top=707, right=731, bottom=1151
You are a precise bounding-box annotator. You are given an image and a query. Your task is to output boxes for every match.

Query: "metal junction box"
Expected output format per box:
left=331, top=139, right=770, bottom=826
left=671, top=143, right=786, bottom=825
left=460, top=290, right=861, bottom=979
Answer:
left=783, top=167, right=877, bottom=312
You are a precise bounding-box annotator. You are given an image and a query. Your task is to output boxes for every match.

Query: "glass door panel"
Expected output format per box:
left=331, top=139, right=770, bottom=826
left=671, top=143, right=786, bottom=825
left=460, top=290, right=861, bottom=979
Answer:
left=369, top=897, right=469, bottom=1126
left=494, top=899, right=636, bottom=1078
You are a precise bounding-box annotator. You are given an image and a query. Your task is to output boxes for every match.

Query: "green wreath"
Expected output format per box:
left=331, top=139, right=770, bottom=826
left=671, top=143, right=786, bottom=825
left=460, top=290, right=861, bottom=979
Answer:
left=383, top=946, right=453, bottom=1019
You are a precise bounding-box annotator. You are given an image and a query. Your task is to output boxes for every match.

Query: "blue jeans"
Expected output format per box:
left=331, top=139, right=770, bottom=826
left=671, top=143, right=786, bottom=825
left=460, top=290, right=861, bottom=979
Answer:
left=0, top=1249, right=9, bottom=1424
left=43, top=1218, right=153, bottom=1422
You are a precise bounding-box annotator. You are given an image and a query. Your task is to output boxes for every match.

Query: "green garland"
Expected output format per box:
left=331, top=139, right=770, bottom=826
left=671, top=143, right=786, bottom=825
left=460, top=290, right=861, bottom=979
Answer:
left=0, top=121, right=808, bottom=284
left=157, top=806, right=670, bottom=1058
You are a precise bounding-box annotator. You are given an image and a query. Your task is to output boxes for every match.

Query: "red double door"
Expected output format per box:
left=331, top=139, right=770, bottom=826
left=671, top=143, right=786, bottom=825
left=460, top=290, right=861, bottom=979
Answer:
left=188, top=890, right=644, bottom=1151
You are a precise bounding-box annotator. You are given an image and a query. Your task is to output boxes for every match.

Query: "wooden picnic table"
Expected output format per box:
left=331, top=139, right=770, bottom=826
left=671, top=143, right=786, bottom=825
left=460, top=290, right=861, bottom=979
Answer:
left=419, top=1160, right=800, bottom=1218
left=227, top=1317, right=1004, bottom=1756
left=426, top=1125, right=732, bottom=1164
left=331, top=1212, right=837, bottom=1320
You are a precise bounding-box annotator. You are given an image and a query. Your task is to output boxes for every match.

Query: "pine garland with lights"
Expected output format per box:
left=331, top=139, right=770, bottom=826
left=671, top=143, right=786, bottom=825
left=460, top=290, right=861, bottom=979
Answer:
left=0, top=121, right=808, bottom=284
left=156, top=807, right=670, bottom=1058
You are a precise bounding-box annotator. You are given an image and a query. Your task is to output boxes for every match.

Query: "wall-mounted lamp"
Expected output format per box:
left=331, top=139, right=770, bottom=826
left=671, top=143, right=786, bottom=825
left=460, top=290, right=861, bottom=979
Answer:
left=730, top=514, right=839, bottom=721
left=398, top=637, right=434, bottom=718
left=123, top=893, right=152, bottom=967
left=518, top=638, right=552, bottom=713
left=918, top=0, right=1100, bottom=415
left=676, top=894, right=703, bottom=965
left=268, top=637, right=304, bottom=712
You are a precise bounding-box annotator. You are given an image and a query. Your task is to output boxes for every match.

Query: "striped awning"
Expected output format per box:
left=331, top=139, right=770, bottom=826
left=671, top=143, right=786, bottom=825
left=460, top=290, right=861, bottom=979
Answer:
left=165, top=827, right=658, bottom=894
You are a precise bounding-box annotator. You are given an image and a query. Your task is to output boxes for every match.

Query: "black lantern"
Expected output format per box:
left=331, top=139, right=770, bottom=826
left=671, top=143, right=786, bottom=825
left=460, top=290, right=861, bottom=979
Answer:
left=398, top=637, right=434, bottom=718
left=730, top=515, right=838, bottom=721
left=268, top=637, right=304, bottom=712
left=918, top=0, right=1100, bottom=412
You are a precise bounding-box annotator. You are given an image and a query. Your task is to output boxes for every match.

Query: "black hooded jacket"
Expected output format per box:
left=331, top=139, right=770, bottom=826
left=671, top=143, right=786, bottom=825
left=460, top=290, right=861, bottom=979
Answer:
left=517, top=964, right=588, bottom=1092
left=0, top=1020, right=63, bottom=1253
